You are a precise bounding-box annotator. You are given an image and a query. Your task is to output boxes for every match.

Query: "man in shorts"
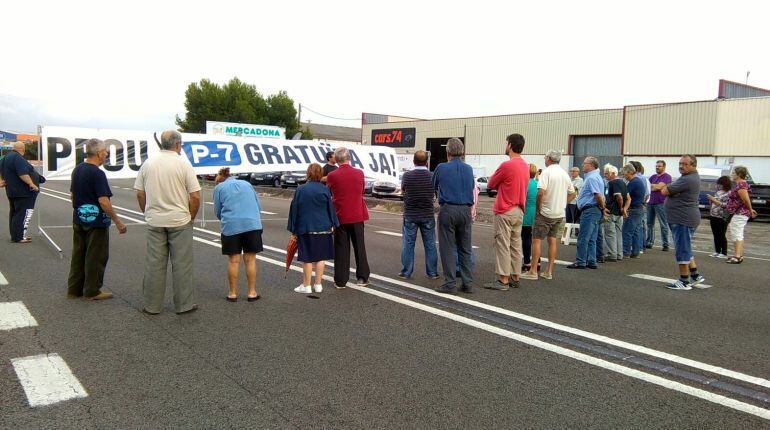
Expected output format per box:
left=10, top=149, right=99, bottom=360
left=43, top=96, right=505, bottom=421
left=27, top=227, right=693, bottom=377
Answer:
left=521, top=150, right=575, bottom=280
left=651, top=154, right=705, bottom=290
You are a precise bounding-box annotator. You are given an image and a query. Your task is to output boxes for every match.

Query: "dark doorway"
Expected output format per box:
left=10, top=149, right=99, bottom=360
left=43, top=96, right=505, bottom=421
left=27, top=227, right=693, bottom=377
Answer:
left=426, top=137, right=463, bottom=172
left=571, top=135, right=622, bottom=172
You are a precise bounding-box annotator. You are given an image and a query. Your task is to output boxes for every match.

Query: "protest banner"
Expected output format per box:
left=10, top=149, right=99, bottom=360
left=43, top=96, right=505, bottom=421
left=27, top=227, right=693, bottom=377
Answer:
left=41, top=126, right=398, bottom=182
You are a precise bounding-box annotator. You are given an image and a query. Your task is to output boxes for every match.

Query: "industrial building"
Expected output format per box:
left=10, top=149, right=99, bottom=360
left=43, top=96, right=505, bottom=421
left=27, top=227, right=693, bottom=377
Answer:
left=361, top=80, right=770, bottom=182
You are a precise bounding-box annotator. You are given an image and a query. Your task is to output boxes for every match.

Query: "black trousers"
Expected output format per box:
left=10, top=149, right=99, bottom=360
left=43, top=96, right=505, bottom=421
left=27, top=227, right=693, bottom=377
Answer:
left=522, top=226, right=533, bottom=265
left=438, top=204, right=473, bottom=289
left=67, top=224, right=110, bottom=297
left=9, top=196, right=37, bottom=242
left=333, top=222, right=370, bottom=287
left=709, top=216, right=728, bottom=255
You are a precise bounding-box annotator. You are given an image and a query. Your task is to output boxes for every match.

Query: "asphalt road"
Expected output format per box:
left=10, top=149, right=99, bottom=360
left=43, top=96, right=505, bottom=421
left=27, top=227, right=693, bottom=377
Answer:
left=1, top=179, right=768, bottom=429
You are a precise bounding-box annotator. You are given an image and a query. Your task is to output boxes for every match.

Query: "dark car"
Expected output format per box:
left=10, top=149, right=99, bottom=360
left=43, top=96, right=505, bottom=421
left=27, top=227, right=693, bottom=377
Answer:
left=234, top=172, right=252, bottom=181
left=696, top=166, right=770, bottom=220
left=280, top=171, right=307, bottom=188
left=249, top=171, right=283, bottom=187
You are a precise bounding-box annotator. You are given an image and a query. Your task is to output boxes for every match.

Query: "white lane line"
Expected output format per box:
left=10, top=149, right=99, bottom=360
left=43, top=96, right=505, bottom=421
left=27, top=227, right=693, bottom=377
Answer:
left=189, top=235, right=770, bottom=420
left=11, top=354, right=88, bottom=407
left=0, top=270, right=7, bottom=285
left=0, top=302, right=38, bottom=330
left=375, top=230, right=402, bottom=237
left=39, top=190, right=770, bottom=389
left=630, top=274, right=713, bottom=289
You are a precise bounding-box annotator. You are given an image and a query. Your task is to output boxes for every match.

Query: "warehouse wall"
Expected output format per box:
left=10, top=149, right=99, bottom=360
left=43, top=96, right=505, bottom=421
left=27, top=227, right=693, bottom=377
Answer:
left=714, top=97, right=770, bottom=156
left=623, top=101, right=719, bottom=155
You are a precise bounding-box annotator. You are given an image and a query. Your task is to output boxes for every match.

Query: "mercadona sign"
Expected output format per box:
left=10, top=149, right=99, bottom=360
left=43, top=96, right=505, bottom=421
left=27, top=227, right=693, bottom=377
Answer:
left=206, top=121, right=285, bottom=139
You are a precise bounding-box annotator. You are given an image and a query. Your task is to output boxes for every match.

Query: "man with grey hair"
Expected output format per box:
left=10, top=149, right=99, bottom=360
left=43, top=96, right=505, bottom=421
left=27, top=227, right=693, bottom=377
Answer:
left=621, top=163, right=645, bottom=258
left=602, top=164, right=626, bottom=262
left=0, top=141, right=40, bottom=243
left=433, top=138, right=475, bottom=294
left=67, top=139, right=127, bottom=301
left=567, top=156, right=606, bottom=269
left=134, top=130, right=201, bottom=314
left=327, top=146, right=370, bottom=288
left=522, top=150, right=575, bottom=280
left=651, top=154, right=705, bottom=290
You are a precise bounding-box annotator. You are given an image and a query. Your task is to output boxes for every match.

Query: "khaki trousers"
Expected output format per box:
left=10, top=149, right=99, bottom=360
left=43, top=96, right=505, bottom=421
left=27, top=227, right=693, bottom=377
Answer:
left=494, top=207, right=524, bottom=277
left=142, top=223, right=196, bottom=313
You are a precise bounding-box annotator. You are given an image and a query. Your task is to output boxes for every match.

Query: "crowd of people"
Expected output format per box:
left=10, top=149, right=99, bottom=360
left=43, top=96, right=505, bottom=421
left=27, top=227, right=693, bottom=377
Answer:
left=1, top=130, right=763, bottom=311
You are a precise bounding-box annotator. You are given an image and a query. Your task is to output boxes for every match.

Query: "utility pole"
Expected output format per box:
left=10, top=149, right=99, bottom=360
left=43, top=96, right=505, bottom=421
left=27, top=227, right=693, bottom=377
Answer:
left=297, top=103, right=302, bottom=127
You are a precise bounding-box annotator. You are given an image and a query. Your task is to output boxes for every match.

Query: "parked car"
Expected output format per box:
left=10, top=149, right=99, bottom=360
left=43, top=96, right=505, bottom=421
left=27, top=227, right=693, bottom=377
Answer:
left=280, top=171, right=307, bottom=188
left=696, top=166, right=770, bottom=220
left=234, top=172, right=252, bottom=181
left=249, top=171, right=283, bottom=187
left=372, top=180, right=402, bottom=199
left=476, top=176, right=497, bottom=197
left=364, top=177, right=374, bottom=195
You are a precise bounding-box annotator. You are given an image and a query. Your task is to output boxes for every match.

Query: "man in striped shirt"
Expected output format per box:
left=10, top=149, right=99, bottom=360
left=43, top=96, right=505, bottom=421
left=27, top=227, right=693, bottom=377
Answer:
left=399, top=150, right=439, bottom=280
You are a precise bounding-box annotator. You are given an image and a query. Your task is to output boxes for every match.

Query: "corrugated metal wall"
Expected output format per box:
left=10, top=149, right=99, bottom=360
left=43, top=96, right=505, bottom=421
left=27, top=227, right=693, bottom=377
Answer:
left=719, top=80, right=770, bottom=99
left=714, top=97, right=770, bottom=156
left=362, top=109, right=622, bottom=155
left=623, top=102, right=718, bottom=155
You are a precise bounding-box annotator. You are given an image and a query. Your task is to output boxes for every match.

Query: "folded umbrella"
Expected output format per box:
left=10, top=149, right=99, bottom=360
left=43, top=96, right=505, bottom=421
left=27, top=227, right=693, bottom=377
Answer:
left=284, top=235, right=298, bottom=278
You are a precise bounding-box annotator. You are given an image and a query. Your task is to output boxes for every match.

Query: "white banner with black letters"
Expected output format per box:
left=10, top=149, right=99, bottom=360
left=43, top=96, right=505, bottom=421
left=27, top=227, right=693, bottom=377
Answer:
left=41, top=126, right=399, bottom=182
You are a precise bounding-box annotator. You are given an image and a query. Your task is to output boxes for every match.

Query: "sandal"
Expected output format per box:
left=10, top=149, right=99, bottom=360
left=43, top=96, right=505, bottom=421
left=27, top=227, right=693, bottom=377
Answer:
left=726, top=256, right=744, bottom=264
left=247, top=295, right=261, bottom=302
left=226, top=296, right=237, bottom=302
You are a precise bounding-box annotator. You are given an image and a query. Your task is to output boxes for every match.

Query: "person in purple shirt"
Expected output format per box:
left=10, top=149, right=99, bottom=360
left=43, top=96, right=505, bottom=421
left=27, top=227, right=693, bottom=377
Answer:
left=646, top=160, right=672, bottom=251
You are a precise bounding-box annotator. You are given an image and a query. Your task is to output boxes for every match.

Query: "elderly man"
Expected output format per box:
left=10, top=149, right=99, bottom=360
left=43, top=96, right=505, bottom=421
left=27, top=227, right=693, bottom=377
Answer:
left=651, top=155, right=705, bottom=290
left=621, top=164, right=645, bottom=259
left=521, top=150, right=575, bottom=280
left=485, top=133, right=529, bottom=291
left=67, top=139, right=127, bottom=301
left=0, top=142, right=39, bottom=243
left=567, top=156, right=606, bottom=269
left=433, top=138, right=475, bottom=294
left=565, top=166, right=583, bottom=224
left=602, top=164, right=627, bottom=262
left=399, top=150, right=439, bottom=280
left=630, top=161, right=650, bottom=253
left=327, top=146, right=370, bottom=288
left=646, top=160, right=672, bottom=251
left=134, top=130, right=201, bottom=314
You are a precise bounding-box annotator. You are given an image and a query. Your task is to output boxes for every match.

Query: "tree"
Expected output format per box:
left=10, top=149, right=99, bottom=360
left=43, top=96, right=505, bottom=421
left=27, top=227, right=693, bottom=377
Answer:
left=176, top=78, right=305, bottom=138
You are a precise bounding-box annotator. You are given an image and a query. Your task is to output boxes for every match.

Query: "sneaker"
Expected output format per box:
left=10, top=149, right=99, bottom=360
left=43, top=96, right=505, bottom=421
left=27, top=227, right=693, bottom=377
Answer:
left=356, top=278, right=369, bottom=287
left=520, top=272, right=538, bottom=280
left=630, top=254, right=640, bottom=259
left=427, top=274, right=441, bottom=280
left=85, top=291, right=113, bottom=301
left=539, top=272, right=553, bottom=280
left=605, top=257, right=617, bottom=262
left=716, top=254, right=728, bottom=259
left=483, top=280, right=509, bottom=291
left=335, top=284, right=347, bottom=290
left=460, top=285, right=473, bottom=294
left=689, top=274, right=706, bottom=288
left=597, top=256, right=606, bottom=263
left=435, top=285, right=458, bottom=295
left=566, top=263, right=586, bottom=269
left=666, top=280, right=692, bottom=291
left=709, top=252, right=720, bottom=258
left=397, top=273, right=410, bottom=279
left=313, top=284, right=323, bottom=293
left=509, top=279, right=521, bottom=289
left=662, top=246, right=669, bottom=252
left=294, top=285, right=312, bottom=294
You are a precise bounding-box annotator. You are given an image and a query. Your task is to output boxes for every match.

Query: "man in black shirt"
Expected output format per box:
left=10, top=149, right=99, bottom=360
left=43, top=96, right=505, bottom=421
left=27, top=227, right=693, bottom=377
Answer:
left=0, top=142, right=39, bottom=243
left=321, top=151, right=337, bottom=183
left=602, top=164, right=627, bottom=261
left=67, top=139, right=127, bottom=300
left=399, top=150, right=439, bottom=279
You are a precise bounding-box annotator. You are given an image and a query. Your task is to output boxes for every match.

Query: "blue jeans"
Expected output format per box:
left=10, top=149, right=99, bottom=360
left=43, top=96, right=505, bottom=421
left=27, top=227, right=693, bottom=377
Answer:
left=646, top=204, right=670, bottom=247
left=575, top=206, right=601, bottom=266
left=400, top=218, right=438, bottom=278
left=622, top=207, right=645, bottom=256
left=669, top=223, right=695, bottom=264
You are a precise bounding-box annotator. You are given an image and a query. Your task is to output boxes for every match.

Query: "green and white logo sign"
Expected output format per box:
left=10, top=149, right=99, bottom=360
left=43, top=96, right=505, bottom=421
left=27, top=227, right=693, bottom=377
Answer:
left=206, top=121, right=285, bottom=139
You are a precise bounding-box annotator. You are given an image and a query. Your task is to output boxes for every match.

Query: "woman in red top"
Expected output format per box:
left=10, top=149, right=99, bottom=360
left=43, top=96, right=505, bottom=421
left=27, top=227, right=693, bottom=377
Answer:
left=725, top=166, right=758, bottom=264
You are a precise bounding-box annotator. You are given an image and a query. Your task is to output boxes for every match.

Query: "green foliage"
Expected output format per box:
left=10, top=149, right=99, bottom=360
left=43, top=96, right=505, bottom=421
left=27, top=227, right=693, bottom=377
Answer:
left=176, top=78, right=299, bottom=136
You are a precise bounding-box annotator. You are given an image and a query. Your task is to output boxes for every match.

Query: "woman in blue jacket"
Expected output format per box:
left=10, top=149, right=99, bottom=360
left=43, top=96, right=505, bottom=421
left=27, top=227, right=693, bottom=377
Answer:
left=288, top=163, right=340, bottom=294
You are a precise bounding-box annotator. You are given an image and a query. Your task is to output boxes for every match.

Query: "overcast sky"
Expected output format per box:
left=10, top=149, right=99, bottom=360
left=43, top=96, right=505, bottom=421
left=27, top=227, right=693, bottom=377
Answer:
left=2, top=0, right=768, bottom=133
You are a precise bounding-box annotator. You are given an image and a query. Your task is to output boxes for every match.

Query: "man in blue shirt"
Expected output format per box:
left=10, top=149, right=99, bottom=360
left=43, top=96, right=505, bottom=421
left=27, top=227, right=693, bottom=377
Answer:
left=567, top=156, right=606, bottom=269
left=622, top=163, right=646, bottom=258
left=0, top=142, right=39, bottom=243
left=432, top=138, right=475, bottom=294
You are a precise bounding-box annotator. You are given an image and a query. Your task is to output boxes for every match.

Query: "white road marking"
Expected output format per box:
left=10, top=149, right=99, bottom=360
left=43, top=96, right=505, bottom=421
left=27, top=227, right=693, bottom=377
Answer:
left=0, top=302, right=38, bottom=330
left=189, top=234, right=770, bottom=420
left=11, top=354, right=88, bottom=407
left=630, top=274, right=713, bottom=289
left=0, top=270, right=7, bottom=285
left=39, top=189, right=770, bottom=391
left=375, top=230, right=402, bottom=237
left=539, top=257, right=571, bottom=266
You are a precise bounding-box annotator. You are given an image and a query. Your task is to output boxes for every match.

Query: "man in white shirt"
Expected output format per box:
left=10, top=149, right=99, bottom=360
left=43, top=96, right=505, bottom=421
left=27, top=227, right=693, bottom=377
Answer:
left=521, top=150, right=575, bottom=280
left=134, top=130, right=201, bottom=315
